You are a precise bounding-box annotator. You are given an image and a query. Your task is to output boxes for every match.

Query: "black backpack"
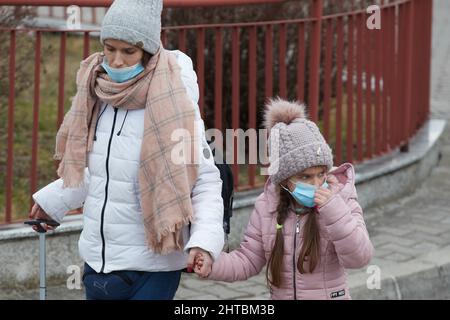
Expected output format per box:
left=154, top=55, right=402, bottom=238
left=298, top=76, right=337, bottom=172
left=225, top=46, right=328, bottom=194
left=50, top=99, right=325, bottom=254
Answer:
left=207, top=139, right=234, bottom=253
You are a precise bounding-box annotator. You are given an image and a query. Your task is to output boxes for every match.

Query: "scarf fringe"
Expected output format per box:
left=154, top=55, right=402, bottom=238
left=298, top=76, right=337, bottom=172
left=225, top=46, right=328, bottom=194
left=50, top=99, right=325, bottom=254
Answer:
left=157, top=214, right=193, bottom=241
left=56, top=159, right=86, bottom=188
left=148, top=214, right=194, bottom=255
left=60, top=175, right=85, bottom=188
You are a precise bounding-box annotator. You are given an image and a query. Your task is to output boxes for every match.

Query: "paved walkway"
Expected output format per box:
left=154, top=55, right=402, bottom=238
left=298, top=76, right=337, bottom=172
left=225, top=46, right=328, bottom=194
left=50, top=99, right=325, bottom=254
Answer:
left=2, top=0, right=449, bottom=300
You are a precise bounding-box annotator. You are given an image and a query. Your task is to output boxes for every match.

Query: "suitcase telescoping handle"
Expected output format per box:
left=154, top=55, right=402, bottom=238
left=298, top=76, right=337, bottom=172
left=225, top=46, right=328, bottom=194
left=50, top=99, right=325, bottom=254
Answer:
left=24, top=219, right=60, bottom=300
left=24, top=219, right=60, bottom=233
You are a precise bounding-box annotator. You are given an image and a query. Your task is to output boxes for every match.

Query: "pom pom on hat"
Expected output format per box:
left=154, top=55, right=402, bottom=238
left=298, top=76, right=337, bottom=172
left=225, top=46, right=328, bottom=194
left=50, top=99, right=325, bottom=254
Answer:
left=263, top=97, right=307, bottom=131
left=263, top=98, right=334, bottom=185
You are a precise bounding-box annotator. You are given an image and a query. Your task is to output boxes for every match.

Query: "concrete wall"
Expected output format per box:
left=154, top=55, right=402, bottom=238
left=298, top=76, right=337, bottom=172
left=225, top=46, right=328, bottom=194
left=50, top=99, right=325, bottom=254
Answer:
left=0, top=230, right=83, bottom=290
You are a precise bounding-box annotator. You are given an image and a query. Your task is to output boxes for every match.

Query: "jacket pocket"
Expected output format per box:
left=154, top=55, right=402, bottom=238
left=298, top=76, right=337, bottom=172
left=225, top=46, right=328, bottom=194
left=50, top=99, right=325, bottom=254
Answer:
left=110, top=271, right=134, bottom=286
left=82, top=263, right=96, bottom=282
left=82, top=264, right=144, bottom=300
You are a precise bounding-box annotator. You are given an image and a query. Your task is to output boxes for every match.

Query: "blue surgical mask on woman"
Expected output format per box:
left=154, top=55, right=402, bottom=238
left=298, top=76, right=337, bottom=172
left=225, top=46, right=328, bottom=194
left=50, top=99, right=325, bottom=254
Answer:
left=281, top=180, right=329, bottom=208
left=101, top=59, right=145, bottom=83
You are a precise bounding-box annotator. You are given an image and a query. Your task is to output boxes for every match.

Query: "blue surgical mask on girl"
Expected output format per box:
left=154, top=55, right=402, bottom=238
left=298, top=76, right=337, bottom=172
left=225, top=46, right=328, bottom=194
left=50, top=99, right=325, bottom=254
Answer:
left=281, top=180, right=329, bottom=208
left=101, top=59, right=145, bottom=83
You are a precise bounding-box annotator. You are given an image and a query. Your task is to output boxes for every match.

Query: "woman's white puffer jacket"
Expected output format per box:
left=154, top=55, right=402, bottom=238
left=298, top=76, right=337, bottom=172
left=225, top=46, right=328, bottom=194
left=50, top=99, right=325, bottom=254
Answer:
left=33, top=50, right=224, bottom=273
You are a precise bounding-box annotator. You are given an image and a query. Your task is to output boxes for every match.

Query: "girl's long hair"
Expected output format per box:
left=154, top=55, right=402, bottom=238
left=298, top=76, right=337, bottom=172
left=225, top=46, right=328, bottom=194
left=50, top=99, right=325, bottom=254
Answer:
left=266, top=186, right=321, bottom=288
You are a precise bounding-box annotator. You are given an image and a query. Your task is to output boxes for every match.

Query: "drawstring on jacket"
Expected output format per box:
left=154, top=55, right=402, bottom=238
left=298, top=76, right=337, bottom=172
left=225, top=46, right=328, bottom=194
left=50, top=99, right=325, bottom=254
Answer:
left=93, top=104, right=108, bottom=141
left=93, top=105, right=129, bottom=140
left=116, top=110, right=129, bottom=136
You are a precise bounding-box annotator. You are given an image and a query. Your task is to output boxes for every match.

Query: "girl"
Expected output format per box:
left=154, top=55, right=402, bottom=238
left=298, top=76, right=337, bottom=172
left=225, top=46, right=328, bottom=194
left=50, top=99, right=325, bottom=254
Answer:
left=28, top=0, right=224, bottom=300
left=196, top=98, right=374, bottom=300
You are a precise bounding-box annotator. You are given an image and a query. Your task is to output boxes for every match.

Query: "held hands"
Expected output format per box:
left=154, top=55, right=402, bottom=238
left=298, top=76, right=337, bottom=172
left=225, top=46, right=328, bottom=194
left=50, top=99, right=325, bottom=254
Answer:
left=187, top=247, right=212, bottom=278
left=314, top=174, right=339, bottom=208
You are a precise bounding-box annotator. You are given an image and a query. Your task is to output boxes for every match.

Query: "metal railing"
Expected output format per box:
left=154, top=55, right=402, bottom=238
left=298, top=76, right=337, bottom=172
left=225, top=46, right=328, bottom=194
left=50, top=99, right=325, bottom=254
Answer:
left=0, top=0, right=433, bottom=224
left=5, top=0, right=293, bottom=25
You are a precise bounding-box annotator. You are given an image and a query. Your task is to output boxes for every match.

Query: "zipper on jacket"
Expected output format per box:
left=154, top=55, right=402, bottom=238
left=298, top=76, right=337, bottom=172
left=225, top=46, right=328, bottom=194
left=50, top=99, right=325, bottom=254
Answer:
left=99, top=107, right=119, bottom=273
left=293, top=215, right=300, bottom=300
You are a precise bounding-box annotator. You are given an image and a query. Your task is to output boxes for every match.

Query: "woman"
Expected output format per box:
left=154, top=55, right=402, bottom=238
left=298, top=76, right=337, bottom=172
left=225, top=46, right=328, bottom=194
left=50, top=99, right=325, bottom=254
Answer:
left=28, top=0, right=224, bottom=300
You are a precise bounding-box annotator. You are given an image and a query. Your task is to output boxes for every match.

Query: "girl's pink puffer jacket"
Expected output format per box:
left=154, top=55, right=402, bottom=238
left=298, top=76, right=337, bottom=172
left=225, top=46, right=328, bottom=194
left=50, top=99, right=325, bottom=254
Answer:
left=208, top=163, right=374, bottom=300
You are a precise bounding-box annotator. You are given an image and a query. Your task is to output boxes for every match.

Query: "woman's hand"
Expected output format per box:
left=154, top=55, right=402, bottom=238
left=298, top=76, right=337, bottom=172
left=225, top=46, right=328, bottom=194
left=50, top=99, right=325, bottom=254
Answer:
left=28, top=202, right=58, bottom=232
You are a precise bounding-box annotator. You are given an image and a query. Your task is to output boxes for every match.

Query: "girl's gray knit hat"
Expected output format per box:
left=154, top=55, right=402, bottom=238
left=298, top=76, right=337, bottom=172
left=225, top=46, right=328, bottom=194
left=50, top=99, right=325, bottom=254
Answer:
left=263, top=98, right=334, bottom=185
left=100, top=0, right=163, bottom=55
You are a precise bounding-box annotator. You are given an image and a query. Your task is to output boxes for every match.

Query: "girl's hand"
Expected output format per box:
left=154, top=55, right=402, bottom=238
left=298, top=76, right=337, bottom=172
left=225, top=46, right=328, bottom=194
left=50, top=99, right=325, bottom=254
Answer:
left=194, top=253, right=204, bottom=272
left=194, top=252, right=212, bottom=278
left=314, top=187, right=333, bottom=207
left=187, top=248, right=212, bottom=278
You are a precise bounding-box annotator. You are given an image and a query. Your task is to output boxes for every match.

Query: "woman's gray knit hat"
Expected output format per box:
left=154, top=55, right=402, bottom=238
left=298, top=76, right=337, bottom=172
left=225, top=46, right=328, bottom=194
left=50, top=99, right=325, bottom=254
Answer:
left=100, top=0, right=163, bottom=55
left=264, top=98, right=334, bottom=185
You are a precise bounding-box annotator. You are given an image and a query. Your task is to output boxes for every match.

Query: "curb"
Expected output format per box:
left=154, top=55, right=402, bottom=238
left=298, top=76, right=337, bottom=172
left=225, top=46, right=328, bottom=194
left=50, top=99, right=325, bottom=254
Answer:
left=348, top=245, right=450, bottom=300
